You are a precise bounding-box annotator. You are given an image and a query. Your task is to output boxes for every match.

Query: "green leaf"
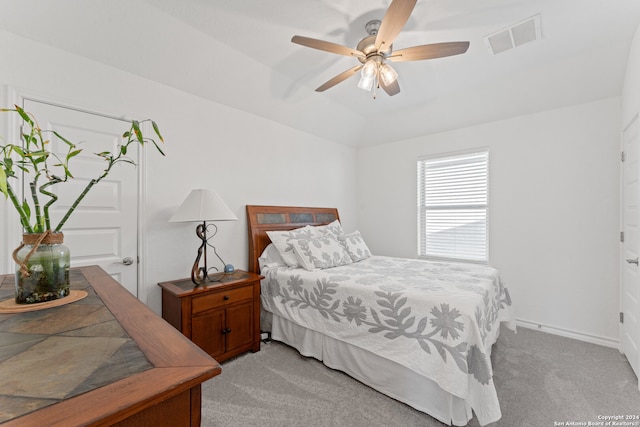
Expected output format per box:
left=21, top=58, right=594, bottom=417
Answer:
left=22, top=199, right=31, bottom=219
left=12, top=146, right=25, bottom=157
left=131, top=120, right=143, bottom=143
left=67, top=149, right=82, bottom=158
left=26, top=150, right=47, bottom=157
left=96, top=151, right=112, bottom=159
left=0, top=168, right=7, bottom=197
left=15, top=106, right=33, bottom=125
left=152, top=121, right=164, bottom=142
left=52, top=130, right=75, bottom=147
left=151, top=139, right=166, bottom=156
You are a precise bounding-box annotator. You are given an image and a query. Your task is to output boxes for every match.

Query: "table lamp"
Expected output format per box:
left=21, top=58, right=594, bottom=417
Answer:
left=169, top=189, right=238, bottom=285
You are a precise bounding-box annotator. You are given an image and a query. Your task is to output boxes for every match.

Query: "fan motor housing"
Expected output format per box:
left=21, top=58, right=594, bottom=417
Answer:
left=356, top=20, right=393, bottom=63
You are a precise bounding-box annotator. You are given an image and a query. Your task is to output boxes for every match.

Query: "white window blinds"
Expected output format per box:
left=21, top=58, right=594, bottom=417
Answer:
left=417, top=150, right=489, bottom=263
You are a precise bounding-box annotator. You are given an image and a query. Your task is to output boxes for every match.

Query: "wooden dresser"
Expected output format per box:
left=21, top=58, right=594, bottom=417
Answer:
left=0, top=266, right=220, bottom=427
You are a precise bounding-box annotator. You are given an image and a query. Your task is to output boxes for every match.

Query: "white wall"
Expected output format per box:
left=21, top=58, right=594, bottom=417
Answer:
left=1, top=21, right=635, bottom=344
left=356, top=97, right=622, bottom=345
left=0, top=30, right=358, bottom=313
left=623, top=24, right=640, bottom=125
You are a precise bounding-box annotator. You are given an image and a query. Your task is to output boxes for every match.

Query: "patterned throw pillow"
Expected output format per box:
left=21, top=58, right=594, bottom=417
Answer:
left=292, top=234, right=353, bottom=270
left=340, top=231, right=372, bottom=262
left=312, top=219, right=344, bottom=237
left=266, top=226, right=316, bottom=267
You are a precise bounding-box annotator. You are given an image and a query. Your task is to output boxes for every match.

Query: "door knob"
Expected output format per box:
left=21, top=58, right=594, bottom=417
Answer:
left=119, top=257, right=135, bottom=266
left=626, top=257, right=639, bottom=265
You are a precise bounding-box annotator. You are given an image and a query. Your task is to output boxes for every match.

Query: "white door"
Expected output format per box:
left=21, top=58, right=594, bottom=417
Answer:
left=622, top=113, right=640, bottom=386
left=22, top=100, right=139, bottom=296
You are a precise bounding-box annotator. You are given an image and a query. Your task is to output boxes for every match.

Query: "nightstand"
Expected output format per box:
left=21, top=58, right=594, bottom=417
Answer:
left=158, top=270, right=263, bottom=362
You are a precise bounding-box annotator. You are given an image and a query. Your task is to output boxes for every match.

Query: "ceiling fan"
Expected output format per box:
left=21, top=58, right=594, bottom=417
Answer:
left=291, top=0, right=470, bottom=97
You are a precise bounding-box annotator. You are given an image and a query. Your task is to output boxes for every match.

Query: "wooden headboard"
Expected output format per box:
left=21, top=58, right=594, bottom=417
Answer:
left=246, top=205, right=340, bottom=274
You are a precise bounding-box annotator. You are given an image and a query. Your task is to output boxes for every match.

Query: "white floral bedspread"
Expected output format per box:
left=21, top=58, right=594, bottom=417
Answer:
left=261, top=256, right=515, bottom=425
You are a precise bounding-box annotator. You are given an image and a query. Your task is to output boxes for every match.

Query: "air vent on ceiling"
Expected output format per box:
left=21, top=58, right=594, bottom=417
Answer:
left=484, top=15, right=541, bottom=55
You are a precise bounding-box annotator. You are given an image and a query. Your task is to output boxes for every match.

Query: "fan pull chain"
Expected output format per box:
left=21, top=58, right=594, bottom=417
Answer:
left=372, top=72, right=378, bottom=99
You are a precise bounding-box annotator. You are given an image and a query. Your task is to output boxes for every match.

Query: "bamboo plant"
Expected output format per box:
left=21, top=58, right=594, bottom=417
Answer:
left=0, top=105, right=165, bottom=234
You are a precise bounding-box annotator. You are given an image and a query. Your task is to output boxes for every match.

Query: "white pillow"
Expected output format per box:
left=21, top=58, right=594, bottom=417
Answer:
left=266, top=226, right=316, bottom=267
left=258, top=243, right=287, bottom=270
left=340, top=231, right=372, bottom=262
left=292, top=234, right=353, bottom=270
left=312, top=219, right=344, bottom=237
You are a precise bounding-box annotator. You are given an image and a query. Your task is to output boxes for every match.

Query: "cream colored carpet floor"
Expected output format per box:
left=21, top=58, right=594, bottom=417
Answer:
left=201, top=326, right=640, bottom=426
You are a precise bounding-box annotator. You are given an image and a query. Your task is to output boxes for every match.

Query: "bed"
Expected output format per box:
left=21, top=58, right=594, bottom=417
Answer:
left=246, top=205, right=515, bottom=426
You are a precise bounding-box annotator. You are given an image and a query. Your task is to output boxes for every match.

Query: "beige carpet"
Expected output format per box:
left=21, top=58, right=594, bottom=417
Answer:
left=201, top=326, right=640, bottom=426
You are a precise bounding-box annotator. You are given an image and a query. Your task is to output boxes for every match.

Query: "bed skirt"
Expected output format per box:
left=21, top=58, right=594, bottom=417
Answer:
left=262, top=310, right=493, bottom=426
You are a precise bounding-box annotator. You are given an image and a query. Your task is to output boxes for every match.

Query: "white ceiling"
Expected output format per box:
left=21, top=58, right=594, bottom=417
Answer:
left=1, top=0, right=639, bottom=147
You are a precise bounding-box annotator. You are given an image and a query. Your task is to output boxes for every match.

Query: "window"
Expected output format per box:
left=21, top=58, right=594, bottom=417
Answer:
left=417, top=150, right=489, bottom=263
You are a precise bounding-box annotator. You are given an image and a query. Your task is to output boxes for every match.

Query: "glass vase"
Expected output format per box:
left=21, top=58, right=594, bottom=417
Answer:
left=14, top=233, right=71, bottom=304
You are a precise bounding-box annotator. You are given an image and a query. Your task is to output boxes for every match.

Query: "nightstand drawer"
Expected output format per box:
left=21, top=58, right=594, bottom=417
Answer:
left=192, top=285, right=254, bottom=314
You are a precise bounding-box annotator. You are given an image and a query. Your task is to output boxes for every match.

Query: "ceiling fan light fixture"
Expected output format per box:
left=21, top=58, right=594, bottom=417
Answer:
left=357, top=75, right=375, bottom=91
left=379, top=63, right=398, bottom=86
left=358, top=59, right=378, bottom=91
left=361, top=59, right=378, bottom=78
left=291, top=0, right=470, bottom=97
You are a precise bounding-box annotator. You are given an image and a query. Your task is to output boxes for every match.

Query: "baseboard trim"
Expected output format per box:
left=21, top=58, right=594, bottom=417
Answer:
left=516, top=318, right=619, bottom=349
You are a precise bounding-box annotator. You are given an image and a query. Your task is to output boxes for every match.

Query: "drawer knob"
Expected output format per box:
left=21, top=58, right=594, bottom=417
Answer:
left=223, top=295, right=230, bottom=301
left=221, top=328, right=232, bottom=334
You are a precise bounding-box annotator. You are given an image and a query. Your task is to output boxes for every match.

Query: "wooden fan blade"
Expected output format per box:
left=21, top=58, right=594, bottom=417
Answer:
left=316, top=65, right=363, bottom=92
left=388, top=41, right=470, bottom=62
left=292, top=35, right=364, bottom=58
left=380, top=78, right=400, bottom=96
left=375, top=0, right=417, bottom=51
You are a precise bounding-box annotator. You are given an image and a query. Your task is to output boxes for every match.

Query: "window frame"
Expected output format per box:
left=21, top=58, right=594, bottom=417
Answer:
left=416, top=148, right=490, bottom=264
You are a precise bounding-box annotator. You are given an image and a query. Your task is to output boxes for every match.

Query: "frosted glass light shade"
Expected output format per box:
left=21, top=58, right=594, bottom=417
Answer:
left=169, top=189, right=238, bottom=223
left=361, top=59, right=377, bottom=78
left=358, top=60, right=378, bottom=91
left=379, top=63, right=398, bottom=86
left=357, top=75, right=374, bottom=91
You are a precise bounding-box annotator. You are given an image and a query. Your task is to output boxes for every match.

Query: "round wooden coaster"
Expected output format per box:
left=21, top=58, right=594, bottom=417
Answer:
left=0, top=290, right=88, bottom=313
